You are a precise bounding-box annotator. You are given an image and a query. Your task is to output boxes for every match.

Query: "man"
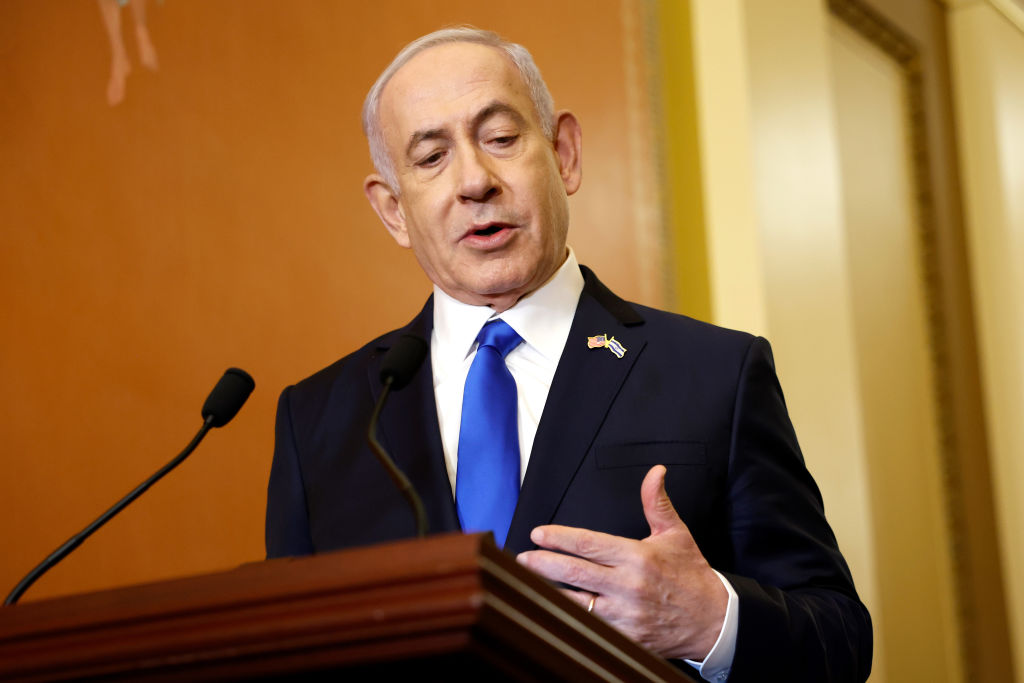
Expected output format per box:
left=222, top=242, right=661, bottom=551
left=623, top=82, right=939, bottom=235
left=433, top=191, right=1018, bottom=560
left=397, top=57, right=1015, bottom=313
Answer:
left=267, top=27, right=871, bottom=682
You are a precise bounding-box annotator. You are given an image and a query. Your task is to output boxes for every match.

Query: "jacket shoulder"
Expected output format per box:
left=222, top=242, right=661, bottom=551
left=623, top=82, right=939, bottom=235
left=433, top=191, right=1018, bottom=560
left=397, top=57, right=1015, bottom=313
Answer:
left=629, top=302, right=762, bottom=360
left=291, top=328, right=397, bottom=396
left=580, top=265, right=759, bottom=357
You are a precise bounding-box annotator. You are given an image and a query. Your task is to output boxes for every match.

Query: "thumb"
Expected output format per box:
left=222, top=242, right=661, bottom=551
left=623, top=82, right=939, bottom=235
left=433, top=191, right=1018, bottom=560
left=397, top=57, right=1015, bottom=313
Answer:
left=641, top=464, right=684, bottom=536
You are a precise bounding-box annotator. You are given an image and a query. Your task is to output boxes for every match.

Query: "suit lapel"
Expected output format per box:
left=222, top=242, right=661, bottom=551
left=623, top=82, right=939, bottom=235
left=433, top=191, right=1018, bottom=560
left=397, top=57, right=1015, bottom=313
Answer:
left=505, top=269, right=647, bottom=553
left=368, top=298, right=460, bottom=535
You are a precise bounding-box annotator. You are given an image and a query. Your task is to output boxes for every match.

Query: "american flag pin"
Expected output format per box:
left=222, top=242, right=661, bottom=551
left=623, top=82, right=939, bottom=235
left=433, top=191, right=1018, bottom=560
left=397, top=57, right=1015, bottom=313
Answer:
left=587, top=333, right=626, bottom=358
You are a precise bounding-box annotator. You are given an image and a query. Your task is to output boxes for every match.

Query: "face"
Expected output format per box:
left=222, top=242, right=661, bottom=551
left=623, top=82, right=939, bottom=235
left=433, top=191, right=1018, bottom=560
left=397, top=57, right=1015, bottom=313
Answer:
left=364, top=42, right=582, bottom=312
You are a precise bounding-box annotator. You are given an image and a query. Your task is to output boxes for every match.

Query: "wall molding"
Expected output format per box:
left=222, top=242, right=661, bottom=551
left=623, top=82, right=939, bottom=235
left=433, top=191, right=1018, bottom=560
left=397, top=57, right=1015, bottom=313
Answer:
left=828, top=0, right=971, bottom=671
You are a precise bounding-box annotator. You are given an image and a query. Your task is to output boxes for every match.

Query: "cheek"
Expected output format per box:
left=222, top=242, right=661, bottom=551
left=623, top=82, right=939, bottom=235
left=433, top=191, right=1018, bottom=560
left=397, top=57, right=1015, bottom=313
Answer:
left=398, top=194, right=442, bottom=245
left=537, top=176, right=570, bottom=237
left=405, top=223, right=455, bottom=276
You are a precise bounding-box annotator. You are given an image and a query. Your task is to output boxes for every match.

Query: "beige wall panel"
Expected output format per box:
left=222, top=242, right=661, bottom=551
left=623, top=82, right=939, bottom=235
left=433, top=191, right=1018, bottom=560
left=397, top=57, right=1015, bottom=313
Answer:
left=688, top=0, right=767, bottom=335
left=829, top=16, right=962, bottom=681
left=949, top=2, right=1024, bottom=676
left=0, top=0, right=661, bottom=601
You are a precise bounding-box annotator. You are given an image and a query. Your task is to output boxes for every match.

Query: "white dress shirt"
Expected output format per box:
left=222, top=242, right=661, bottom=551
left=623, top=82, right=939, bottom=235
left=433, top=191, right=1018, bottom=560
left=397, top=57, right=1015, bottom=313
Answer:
left=431, top=248, right=584, bottom=489
left=429, top=247, right=737, bottom=682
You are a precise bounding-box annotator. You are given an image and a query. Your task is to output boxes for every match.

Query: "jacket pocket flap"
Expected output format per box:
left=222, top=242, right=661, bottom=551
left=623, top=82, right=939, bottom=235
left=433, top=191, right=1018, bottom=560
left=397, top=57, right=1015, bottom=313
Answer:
left=595, top=441, right=707, bottom=468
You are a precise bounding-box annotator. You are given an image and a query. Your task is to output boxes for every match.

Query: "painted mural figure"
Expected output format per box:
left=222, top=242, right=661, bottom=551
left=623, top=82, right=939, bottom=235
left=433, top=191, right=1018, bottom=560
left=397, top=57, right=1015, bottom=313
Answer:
left=97, top=0, right=159, bottom=106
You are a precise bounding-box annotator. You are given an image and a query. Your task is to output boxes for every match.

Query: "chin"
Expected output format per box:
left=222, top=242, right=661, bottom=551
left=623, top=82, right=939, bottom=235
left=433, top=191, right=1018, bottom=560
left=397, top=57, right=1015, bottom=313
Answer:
left=486, top=270, right=539, bottom=295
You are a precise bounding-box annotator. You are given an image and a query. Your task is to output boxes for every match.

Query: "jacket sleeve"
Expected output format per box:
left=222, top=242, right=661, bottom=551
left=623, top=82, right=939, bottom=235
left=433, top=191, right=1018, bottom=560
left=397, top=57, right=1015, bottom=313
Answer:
left=265, top=385, right=315, bottom=559
left=722, top=337, right=872, bottom=682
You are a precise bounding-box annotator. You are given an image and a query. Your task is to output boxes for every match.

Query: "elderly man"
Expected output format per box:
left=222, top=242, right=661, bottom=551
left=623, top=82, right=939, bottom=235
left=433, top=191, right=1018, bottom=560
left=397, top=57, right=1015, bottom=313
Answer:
left=266, top=27, right=872, bottom=682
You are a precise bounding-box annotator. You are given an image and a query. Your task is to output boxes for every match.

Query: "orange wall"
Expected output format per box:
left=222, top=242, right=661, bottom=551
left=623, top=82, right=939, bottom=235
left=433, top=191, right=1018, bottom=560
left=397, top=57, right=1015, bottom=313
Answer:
left=0, top=1, right=652, bottom=600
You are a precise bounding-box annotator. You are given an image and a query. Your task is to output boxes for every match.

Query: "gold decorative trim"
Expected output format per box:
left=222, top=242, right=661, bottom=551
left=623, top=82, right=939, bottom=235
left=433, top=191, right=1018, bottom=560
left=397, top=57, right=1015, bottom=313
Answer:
left=620, top=0, right=672, bottom=310
left=642, top=0, right=712, bottom=320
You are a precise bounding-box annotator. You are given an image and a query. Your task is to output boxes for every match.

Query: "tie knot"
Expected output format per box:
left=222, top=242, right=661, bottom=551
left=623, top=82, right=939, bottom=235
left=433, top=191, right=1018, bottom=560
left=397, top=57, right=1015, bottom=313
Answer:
left=476, top=319, right=522, bottom=359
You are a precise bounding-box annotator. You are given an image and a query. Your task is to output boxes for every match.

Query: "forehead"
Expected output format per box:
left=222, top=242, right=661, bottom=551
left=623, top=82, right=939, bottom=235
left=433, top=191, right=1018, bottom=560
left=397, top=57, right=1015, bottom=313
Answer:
left=378, top=42, right=534, bottom=140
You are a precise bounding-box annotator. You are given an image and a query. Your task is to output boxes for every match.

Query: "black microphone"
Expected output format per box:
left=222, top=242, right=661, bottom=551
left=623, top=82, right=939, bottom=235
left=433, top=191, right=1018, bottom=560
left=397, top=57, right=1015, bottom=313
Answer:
left=380, top=335, right=428, bottom=390
left=4, top=368, right=255, bottom=606
left=203, top=367, right=256, bottom=427
left=367, top=335, right=429, bottom=538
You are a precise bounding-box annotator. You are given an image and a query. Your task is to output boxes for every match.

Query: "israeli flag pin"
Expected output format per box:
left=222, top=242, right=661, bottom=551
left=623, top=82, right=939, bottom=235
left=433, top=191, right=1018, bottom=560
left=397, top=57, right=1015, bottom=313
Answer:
left=587, top=333, right=626, bottom=358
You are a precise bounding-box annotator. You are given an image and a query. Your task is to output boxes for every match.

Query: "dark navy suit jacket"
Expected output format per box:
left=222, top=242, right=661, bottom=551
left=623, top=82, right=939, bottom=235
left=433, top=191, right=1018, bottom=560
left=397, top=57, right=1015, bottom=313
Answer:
left=266, top=267, right=872, bottom=682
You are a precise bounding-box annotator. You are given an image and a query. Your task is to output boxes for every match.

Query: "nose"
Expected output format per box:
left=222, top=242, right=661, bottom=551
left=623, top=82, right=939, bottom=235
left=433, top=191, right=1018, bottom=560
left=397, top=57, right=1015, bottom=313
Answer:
left=456, top=147, right=501, bottom=203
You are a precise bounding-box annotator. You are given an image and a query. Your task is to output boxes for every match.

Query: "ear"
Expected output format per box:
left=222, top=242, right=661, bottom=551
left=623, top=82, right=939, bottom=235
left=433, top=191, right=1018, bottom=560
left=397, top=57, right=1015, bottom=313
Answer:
left=363, top=174, right=410, bottom=248
left=552, top=111, right=582, bottom=196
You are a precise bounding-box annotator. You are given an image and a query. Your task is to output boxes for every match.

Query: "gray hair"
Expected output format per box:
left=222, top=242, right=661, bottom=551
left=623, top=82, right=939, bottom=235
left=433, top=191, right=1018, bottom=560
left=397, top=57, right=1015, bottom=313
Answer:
left=361, top=27, right=556, bottom=190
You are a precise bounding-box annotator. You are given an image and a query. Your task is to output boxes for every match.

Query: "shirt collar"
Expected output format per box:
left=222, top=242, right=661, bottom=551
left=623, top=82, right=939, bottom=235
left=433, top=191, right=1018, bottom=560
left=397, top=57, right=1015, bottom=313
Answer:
left=431, top=247, right=585, bottom=381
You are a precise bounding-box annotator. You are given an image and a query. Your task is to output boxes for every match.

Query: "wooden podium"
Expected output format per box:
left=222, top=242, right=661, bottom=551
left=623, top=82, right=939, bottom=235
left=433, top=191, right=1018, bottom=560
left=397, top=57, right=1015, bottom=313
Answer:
left=0, top=533, right=695, bottom=681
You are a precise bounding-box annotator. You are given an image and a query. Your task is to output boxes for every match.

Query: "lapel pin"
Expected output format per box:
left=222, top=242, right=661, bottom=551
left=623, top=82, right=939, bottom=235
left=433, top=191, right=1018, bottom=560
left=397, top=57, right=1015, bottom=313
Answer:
left=587, top=333, right=627, bottom=358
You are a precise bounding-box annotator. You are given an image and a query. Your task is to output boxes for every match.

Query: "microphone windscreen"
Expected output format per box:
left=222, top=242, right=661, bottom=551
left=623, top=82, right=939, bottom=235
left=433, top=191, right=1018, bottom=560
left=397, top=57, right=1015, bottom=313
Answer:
left=380, top=335, right=428, bottom=390
left=201, top=368, right=255, bottom=427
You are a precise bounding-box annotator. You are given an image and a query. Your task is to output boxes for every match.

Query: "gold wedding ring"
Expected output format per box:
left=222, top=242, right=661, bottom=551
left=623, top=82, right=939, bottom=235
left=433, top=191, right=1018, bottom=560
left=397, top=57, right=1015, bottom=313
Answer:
left=587, top=594, right=597, bottom=614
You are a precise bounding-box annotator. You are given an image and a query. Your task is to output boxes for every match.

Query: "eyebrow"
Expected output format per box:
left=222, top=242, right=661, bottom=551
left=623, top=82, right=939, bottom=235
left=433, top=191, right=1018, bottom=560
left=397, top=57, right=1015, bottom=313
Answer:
left=405, top=127, right=447, bottom=159
left=404, top=101, right=528, bottom=159
left=471, top=101, right=527, bottom=131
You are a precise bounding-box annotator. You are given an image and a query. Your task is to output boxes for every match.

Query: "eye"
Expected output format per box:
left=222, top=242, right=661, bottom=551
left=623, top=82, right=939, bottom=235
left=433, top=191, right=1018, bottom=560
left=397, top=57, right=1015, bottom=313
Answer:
left=416, top=150, right=446, bottom=168
left=488, top=134, right=519, bottom=147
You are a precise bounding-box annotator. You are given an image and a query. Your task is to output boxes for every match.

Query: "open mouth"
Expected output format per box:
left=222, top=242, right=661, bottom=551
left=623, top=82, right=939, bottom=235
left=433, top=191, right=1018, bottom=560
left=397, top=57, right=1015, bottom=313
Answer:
left=473, top=224, right=505, bottom=237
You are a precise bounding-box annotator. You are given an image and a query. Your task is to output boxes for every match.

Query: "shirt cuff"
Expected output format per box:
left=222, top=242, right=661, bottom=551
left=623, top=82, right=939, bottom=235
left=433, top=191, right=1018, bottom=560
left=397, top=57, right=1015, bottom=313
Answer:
left=683, top=570, right=738, bottom=683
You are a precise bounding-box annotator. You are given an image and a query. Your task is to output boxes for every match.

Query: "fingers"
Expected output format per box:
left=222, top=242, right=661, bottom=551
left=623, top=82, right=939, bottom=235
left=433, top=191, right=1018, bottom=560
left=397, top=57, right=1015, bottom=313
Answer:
left=640, top=464, right=685, bottom=536
left=559, top=588, right=596, bottom=612
left=517, top=545, right=618, bottom=594
left=528, top=524, right=635, bottom=565
left=519, top=524, right=640, bottom=597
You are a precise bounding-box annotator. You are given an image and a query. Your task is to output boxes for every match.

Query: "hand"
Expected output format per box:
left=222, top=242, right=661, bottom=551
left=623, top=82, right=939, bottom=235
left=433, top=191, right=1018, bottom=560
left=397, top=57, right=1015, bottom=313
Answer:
left=516, top=465, right=728, bottom=661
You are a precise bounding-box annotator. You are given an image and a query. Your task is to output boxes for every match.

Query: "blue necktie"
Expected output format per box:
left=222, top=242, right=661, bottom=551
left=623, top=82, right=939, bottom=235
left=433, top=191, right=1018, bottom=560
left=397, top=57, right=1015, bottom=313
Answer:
left=456, top=319, right=523, bottom=548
